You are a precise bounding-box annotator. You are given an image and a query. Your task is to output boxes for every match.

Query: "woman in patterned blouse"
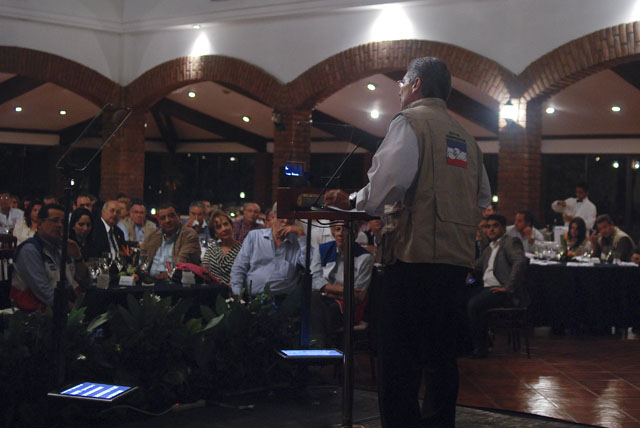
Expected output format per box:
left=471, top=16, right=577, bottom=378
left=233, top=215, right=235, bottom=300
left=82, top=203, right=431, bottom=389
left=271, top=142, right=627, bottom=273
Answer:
left=202, top=210, right=242, bottom=286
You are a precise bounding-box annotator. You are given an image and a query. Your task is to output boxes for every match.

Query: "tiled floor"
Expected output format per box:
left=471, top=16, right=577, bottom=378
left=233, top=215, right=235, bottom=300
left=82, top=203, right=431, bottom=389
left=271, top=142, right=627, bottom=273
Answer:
left=354, top=328, right=640, bottom=428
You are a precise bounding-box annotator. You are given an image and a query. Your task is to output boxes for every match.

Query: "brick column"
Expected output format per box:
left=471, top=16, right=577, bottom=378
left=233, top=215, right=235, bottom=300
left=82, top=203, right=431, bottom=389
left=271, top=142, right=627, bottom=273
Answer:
left=100, top=110, right=146, bottom=200
left=271, top=108, right=312, bottom=201
left=496, top=98, right=543, bottom=225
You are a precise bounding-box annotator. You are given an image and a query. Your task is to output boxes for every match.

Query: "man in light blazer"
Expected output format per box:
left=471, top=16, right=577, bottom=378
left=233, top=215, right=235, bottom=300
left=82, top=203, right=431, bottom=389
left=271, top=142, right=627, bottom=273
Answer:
left=467, top=214, right=528, bottom=358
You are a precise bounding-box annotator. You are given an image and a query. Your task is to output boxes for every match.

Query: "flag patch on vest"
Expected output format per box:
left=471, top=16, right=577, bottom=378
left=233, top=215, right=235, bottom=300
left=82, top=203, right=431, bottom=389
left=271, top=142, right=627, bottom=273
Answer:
left=446, top=138, right=467, bottom=168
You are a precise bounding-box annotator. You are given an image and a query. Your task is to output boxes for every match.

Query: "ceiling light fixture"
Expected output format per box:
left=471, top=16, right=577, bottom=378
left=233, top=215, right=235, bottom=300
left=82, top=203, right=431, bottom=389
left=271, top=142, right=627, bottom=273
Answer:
left=492, top=195, right=499, bottom=203
left=144, top=122, right=148, bottom=128
left=188, top=91, right=196, bottom=98
left=632, top=160, right=640, bottom=170
left=612, top=161, right=620, bottom=169
left=367, top=83, right=376, bottom=91
left=59, top=110, right=67, bottom=115
left=192, top=24, right=201, bottom=29
left=14, top=106, right=22, bottom=112
left=239, top=192, right=246, bottom=199
left=611, top=106, right=621, bottom=112
left=595, top=156, right=601, bottom=162
left=242, top=116, right=251, bottom=123
left=230, top=156, right=237, bottom=162
left=370, top=109, right=380, bottom=119
left=545, top=107, right=555, bottom=114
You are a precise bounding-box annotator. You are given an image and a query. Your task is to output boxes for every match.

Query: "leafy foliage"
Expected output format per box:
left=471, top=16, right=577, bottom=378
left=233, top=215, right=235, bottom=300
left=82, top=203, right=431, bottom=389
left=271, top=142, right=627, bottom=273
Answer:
left=0, top=288, right=299, bottom=426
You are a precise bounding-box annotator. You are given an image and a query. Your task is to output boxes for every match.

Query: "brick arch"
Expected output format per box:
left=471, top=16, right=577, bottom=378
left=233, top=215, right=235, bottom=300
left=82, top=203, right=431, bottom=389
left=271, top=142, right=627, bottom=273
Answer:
left=286, top=40, right=520, bottom=110
left=0, top=46, right=119, bottom=106
left=125, top=55, right=285, bottom=110
left=520, top=22, right=640, bottom=101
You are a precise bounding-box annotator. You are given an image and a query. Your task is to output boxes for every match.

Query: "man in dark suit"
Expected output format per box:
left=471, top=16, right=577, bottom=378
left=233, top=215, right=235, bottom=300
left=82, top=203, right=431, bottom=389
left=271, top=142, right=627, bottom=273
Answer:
left=86, top=200, right=124, bottom=259
left=467, top=214, right=528, bottom=358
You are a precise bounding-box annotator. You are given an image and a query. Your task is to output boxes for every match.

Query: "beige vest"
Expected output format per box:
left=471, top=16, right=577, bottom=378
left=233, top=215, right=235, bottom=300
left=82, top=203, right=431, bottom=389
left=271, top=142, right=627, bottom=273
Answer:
left=379, top=98, right=483, bottom=268
left=121, top=217, right=156, bottom=242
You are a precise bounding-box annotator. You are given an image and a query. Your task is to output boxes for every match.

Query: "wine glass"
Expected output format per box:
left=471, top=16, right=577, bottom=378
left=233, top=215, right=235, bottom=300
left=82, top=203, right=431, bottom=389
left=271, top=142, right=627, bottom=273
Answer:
left=165, top=256, right=177, bottom=279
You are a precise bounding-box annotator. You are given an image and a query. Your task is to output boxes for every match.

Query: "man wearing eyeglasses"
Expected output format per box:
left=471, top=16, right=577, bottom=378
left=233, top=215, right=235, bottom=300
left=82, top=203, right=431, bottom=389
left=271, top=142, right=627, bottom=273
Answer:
left=325, top=57, right=491, bottom=428
left=11, top=204, right=88, bottom=311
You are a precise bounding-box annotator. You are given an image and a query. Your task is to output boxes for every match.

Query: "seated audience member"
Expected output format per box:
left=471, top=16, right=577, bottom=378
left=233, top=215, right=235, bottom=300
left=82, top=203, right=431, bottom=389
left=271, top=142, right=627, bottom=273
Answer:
left=202, top=200, right=213, bottom=217
left=230, top=203, right=304, bottom=297
left=184, top=201, right=209, bottom=241
left=506, top=210, right=544, bottom=253
left=310, top=222, right=373, bottom=346
left=118, top=199, right=156, bottom=243
left=232, top=202, right=264, bottom=242
left=0, top=189, right=24, bottom=231
left=86, top=200, right=124, bottom=259
left=467, top=214, right=528, bottom=358
left=589, top=214, right=636, bottom=262
left=69, top=208, right=92, bottom=260
left=564, top=217, right=591, bottom=257
left=11, top=204, right=88, bottom=311
left=43, top=195, right=58, bottom=205
left=141, top=202, right=201, bottom=280
left=87, top=194, right=98, bottom=211
left=631, top=248, right=640, bottom=265
left=10, top=194, right=20, bottom=210
left=116, top=195, right=131, bottom=220
left=73, top=193, right=92, bottom=211
left=551, top=183, right=597, bottom=230
left=202, top=210, right=242, bottom=286
left=482, top=202, right=497, bottom=219
left=20, top=194, right=35, bottom=211
left=14, top=199, right=43, bottom=244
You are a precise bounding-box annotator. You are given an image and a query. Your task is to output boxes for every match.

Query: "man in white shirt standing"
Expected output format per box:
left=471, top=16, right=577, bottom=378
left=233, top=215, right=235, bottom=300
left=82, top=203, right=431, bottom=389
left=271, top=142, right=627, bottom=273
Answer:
left=468, top=214, right=528, bottom=358
left=551, top=182, right=597, bottom=231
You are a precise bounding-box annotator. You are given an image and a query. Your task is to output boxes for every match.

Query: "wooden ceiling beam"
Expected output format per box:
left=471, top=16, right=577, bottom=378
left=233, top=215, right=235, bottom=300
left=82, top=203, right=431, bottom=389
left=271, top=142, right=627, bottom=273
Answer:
left=154, top=98, right=268, bottom=152
left=310, top=110, right=380, bottom=153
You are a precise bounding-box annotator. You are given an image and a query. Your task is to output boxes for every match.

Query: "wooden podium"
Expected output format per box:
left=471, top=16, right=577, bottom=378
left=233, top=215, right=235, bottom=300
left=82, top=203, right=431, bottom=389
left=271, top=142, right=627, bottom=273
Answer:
left=278, top=187, right=373, bottom=428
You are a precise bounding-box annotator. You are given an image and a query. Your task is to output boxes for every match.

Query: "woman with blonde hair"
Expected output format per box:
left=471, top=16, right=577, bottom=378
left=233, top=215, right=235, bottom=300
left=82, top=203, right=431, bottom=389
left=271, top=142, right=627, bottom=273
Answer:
left=202, top=210, right=242, bottom=286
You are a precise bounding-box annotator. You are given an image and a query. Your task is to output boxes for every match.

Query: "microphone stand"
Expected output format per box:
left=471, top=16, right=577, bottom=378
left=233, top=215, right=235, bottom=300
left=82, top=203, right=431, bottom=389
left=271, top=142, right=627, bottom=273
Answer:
left=52, top=104, right=132, bottom=387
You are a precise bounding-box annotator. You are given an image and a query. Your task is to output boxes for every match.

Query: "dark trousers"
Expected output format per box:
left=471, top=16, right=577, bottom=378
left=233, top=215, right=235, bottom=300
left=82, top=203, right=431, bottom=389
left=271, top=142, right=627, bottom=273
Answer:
left=310, top=291, right=343, bottom=347
left=375, top=262, right=468, bottom=428
left=467, top=287, right=513, bottom=354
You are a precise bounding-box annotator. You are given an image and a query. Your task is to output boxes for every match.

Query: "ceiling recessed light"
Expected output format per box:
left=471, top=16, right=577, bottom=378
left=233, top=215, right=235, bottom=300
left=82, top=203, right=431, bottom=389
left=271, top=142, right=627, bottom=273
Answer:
left=612, top=161, right=620, bottom=169
left=188, top=91, right=196, bottom=98
left=242, top=116, right=251, bottom=123
left=366, top=83, right=376, bottom=91
left=595, top=156, right=601, bottom=162
left=192, top=24, right=201, bottom=29
left=59, top=110, right=67, bottom=115
left=545, top=107, right=555, bottom=114
left=14, top=106, right=22, bottom=112
left=370, top=109, right=380, bottom=119
left=611, top=106, right=621, bottom=112
left=230, top=156, right=237, bottom=162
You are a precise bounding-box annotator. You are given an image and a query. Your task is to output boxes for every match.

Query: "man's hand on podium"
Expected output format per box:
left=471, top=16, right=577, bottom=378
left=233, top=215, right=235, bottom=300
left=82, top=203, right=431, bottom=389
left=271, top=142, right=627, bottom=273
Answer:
left=324, top=189, right=351, bottom=210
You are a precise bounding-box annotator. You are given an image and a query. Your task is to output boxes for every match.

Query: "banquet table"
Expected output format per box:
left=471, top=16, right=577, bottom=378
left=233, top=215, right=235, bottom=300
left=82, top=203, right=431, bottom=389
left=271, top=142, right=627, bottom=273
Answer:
left=83, top=280, right=231, bottom=319
left=526, top=261, right=640, bottom=334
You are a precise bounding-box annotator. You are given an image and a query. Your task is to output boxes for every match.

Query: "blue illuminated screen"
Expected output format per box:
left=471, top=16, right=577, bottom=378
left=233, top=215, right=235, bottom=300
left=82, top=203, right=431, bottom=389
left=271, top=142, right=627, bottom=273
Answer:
left=281, top=349, right=343, bottom=357
left=60, top=382, right=132, bottom=400
left=284, top=163, right=303, bottom=177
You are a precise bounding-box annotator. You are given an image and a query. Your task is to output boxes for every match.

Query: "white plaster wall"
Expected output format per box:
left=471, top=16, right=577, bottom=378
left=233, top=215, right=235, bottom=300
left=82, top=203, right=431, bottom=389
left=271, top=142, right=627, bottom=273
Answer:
left=1, top=0, right=640, bottom=85
left=0, top=17, right=122, bottom=81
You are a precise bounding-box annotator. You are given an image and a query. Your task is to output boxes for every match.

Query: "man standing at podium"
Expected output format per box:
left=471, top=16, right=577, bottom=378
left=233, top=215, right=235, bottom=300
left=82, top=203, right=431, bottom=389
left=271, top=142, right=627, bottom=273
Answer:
left=326, top=57, right=490, bottom=428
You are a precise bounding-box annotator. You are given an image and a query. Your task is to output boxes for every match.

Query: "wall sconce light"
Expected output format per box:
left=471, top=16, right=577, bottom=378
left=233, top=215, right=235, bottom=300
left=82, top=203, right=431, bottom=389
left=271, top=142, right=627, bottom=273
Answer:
left=500, top=100, right=517, bottom=122
left=272, top=109, right=285, bottom=131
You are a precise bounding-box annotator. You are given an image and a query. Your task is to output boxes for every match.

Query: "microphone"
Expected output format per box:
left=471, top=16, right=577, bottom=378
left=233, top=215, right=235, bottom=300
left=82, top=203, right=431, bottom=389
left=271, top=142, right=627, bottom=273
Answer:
left=312, top=138, right=362, bottom=209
